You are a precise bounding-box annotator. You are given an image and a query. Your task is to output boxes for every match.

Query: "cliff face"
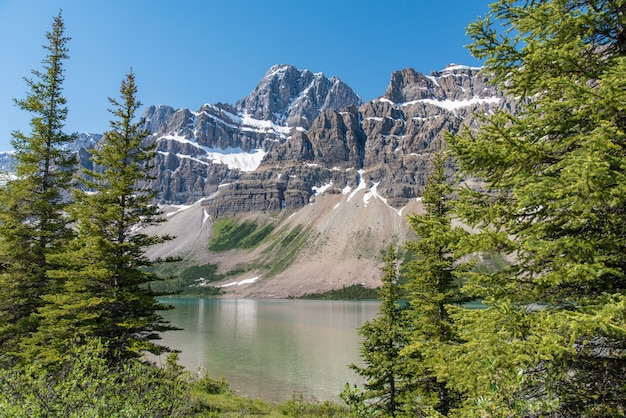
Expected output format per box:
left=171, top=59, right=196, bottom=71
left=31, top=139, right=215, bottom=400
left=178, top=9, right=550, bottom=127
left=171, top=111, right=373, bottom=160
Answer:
left=86, top=64, right=518, bottom=297
left=199, top=64, right=515, bottom=215
left=2, top=64, right=513, bottom=215
left=141, top=64, right=363, bottom=207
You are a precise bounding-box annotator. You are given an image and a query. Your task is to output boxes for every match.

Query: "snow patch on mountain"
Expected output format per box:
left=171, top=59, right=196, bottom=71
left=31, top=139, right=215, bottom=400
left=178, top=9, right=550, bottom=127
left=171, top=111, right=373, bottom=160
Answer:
left=159, top=133, right=266, bottom=172
left=407, top=97, right=501, bottom=112
left=206, top=148, right=267, bottom=172
left=312, top=182, right=333, bottom=196
left=347, top=170, right=367, bottom=202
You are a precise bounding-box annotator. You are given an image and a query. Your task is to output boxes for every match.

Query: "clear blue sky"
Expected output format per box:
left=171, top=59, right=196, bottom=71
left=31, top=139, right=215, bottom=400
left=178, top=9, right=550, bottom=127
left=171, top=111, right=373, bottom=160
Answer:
left=0, top=0, right=493, bottom=151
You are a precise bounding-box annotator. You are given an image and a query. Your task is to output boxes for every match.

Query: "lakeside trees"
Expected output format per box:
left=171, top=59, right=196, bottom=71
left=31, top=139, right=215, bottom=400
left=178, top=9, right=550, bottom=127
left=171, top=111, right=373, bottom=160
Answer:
left=0, top=11, right=76, bottom=359
left=401, top=150, right=471, bottom=417
left=0, top=12, right=173, bottom=367
left=345, top=245, right=415, bottom=417
left=446, top=0, right=626, bottom=415
left=23, top=70, right=175, bottom=364
left=352, top=1, right=626, bottom=416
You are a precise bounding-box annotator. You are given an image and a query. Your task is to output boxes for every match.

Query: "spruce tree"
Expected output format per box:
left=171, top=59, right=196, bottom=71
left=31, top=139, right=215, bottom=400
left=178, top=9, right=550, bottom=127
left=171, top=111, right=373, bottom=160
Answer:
left=24, top=71, right=174, bottom=364
left=447, top=0, right=626, bottom=415
left=346, top=244, right=415, bottom=417
left=401, top=150, right=470, bottom=417
left=0, top=11, right=76, bottom=359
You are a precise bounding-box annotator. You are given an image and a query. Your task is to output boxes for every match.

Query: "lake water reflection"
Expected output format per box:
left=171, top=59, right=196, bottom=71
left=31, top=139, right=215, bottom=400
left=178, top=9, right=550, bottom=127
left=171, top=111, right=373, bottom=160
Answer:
left=154, top=298, right=380, bottom=403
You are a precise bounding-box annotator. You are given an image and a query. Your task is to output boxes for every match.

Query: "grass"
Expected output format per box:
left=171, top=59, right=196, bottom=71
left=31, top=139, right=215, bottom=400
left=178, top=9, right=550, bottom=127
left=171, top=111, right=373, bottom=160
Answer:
left=262, top=224, right=311, bottom=276
left=190, top=392, right=350, bottom=417
left=184, top=370, right=350, bottom=417
left=209, top=218, right=275, bottom=252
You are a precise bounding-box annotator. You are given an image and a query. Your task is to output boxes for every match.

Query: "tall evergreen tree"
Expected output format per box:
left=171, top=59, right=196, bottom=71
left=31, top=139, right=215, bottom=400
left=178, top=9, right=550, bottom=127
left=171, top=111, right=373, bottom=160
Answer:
left=401, top=149, right=471, bottom=417
left=447, top=0, right=626, bottom=415
left=0, top=11, right=76, bottom=359
left=24, top=71, right=174, bottom=364
left=346, top=244, right=415, bottom=417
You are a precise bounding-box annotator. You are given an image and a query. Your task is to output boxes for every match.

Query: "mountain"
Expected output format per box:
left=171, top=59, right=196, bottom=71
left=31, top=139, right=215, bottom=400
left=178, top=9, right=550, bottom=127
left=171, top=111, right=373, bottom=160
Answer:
left=147, top=64, right=513, bottom=211
left=0, top=64, right=514, bottom=297
left=141, top=63, right=516, bottom=297
left=145, top=64, right=363, bottom=204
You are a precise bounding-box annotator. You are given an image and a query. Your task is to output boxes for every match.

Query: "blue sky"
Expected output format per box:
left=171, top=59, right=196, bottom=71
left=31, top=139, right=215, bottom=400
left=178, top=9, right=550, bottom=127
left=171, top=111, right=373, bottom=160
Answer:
left=0, top=0, right=492, bottom=151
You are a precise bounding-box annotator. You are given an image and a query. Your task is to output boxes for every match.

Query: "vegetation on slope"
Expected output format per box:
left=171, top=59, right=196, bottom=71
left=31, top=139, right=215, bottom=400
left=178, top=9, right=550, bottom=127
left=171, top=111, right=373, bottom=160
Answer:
left=209, top=218, right=275, bottom=251
left=208, top=218, right=313, bottom=278
left=297, top=284, right=380, bottom=300
left=150, top=262, right=224, bottom=296
left=261, top=224, right=312, bottom=276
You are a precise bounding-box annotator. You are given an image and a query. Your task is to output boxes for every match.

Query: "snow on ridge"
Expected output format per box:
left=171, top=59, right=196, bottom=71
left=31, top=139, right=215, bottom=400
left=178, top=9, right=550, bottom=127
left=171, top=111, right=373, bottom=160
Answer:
left=206, top=147, right=267, bottom=172
left=400, top=96, right=501, bottom=111
left=157, top=150, right=212, bottom=170
left=176, top=106, right=290, bottom=139
left=363, top=181, right=387, bottom=207
left=326, top=171, right=406, bottom=215
left=377, top=98, right=396, bottom=105
left=442, top=63, right=482, bottom=72
left=426, top=75, right=440, bottom=87
left=264, top=64, right=291, bottom=79
left=363, top=181, right=405, bottom=216
left=165, top=204, right=193, bottom=217
left=240, top=113, right=291, bottom=135
left=157, top=134, right=267, bottom=172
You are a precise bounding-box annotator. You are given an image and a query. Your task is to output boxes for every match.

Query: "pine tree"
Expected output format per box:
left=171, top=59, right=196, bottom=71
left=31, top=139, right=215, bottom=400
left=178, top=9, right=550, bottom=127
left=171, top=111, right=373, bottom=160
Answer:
left=401, top=149, right=471, bottom=417
left=345, top=244, right=415, bottom=417
left=0, top=11, right=76, bottom=359
left=447, top=0, right=626, bottom=415
left=24, top=71, right=174, bottom=364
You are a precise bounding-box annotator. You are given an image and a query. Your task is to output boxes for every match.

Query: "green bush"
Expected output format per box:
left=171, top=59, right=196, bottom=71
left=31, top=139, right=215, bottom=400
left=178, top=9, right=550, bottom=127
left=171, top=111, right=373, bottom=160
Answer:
left=276, top=392, right=350, bottom=417
left=0, top=339, right=191, bottom=417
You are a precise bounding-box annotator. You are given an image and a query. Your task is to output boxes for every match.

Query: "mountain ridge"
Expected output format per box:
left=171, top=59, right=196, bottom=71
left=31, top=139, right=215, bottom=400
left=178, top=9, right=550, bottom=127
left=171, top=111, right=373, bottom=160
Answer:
left=0, top=63, right=514, bottom=297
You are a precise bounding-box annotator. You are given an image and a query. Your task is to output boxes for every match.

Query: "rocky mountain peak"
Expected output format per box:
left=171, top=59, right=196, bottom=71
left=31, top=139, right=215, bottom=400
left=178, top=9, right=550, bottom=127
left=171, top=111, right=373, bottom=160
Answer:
left=382, top=64, right=500, bottom=104
left=55, top=63, right=514, bottom=210
left=235, top=64, right=362, bottom=129
left=141, top=105, right=176, bottom=133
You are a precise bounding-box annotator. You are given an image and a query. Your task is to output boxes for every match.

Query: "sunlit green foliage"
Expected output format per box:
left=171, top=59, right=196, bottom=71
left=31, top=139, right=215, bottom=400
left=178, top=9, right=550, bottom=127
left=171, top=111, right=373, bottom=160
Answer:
left=20, top=71, right=175, bottom=364
left=400, top=150, right=472, bottom=417
left=0, top=11, right=76, bottom=359
left=345, top=245, right=416, bottom=417
left=0, top=339, right=191, bottom=417
left=445, top=0, right=626, bottom=415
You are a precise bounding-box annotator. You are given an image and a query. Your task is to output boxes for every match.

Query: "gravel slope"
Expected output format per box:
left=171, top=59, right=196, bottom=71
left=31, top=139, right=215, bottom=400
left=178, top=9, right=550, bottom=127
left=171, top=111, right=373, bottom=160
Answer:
left=145, top=189, right=423, bottom=298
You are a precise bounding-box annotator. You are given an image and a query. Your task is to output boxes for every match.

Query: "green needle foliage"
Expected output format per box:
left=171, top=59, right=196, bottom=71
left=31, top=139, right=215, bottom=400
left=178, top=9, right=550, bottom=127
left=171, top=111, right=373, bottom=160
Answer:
left=447, top=0, right=626, bottom=415
left=401, top=150, right=471, bottom=417
left=23, top=71, right=176, bottom=364
left=0, top=12, right=76, bottom=360
left=344, top=244, right=415, bottom=417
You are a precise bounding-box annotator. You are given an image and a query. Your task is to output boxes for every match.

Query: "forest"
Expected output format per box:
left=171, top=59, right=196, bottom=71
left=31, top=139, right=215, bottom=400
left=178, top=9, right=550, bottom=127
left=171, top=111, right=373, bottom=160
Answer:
left=0, top=1, right=625, bottom=417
